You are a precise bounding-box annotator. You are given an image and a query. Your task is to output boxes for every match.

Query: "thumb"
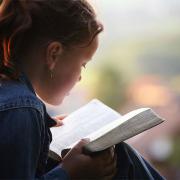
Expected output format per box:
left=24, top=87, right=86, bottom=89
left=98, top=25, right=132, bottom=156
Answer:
left=70, top=138, right=90, bottom=154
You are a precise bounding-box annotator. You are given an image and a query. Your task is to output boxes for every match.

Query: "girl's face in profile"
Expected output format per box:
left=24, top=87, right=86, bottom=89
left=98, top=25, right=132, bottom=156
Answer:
left=44, top=37, right=99, bottom=105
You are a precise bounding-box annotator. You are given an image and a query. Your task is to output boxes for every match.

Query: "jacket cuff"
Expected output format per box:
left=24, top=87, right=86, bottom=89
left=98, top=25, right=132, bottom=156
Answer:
left=44, top=165, right=70, bottom=180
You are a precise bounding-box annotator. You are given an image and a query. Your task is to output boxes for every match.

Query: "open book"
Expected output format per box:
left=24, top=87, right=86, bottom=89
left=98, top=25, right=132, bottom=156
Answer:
left=50, top=99, right=164, bottom=157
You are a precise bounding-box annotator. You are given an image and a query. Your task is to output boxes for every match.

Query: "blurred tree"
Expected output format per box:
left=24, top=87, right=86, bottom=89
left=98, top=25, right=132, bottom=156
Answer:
left=95, top=65, right=127, bottom=111
left=168, top=134, right=180, bottom=167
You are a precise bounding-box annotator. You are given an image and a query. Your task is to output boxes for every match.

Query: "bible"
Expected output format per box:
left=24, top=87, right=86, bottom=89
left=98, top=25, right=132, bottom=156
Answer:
left=50, top=99, right=164, bottom=157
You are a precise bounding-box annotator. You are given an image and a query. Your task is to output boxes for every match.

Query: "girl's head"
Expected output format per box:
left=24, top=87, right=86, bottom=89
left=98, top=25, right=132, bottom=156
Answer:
left=0, top=0, right=103, bottom=105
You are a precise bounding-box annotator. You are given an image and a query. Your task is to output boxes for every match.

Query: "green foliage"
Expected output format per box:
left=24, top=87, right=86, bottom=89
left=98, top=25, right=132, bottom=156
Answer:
left=168, top=136, right=180, bottom=166
left=95, top=65, right=127, bottom=111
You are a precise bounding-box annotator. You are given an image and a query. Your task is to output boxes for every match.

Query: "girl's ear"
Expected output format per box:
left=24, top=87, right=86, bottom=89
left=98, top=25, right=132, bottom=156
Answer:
left=45, top=41, right=63, bottom=70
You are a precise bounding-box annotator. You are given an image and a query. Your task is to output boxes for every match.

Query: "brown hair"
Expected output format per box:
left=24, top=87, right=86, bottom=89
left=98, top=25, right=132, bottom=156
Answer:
left=0, top=0, right=103, bottom=80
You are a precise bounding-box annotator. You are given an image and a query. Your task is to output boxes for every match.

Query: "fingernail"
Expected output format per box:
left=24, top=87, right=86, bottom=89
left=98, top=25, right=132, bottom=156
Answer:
left=56, top=120, right=63, bottom=126
left=110, top=147, right=114, bottom=157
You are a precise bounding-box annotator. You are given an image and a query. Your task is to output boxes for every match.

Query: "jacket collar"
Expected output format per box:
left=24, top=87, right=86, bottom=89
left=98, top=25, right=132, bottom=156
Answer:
left=19, top=72, right=57, bottom=127
left=19, top=72, right=36, bottom=95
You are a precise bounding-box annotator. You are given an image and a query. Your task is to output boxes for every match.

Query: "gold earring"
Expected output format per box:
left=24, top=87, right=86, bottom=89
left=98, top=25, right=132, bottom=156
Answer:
left=50, top=70, right=53, bottom=79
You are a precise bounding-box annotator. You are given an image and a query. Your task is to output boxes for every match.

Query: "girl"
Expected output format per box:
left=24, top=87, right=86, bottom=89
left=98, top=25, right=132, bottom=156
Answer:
left=0, top=0, right=165, bottom=179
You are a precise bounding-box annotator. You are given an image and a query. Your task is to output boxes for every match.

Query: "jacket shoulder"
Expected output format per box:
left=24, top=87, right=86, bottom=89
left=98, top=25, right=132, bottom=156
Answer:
left=0, top=80, right=44, bottom=116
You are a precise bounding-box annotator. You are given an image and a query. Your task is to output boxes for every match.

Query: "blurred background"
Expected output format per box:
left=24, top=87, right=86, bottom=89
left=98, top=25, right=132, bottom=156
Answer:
left=47, top=0, right=180, bottom=179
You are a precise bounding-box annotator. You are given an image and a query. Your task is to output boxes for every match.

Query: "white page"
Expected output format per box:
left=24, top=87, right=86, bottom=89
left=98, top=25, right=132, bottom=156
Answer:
left=86, top=108, right=150, bottom=141
left=50, top=99, right=121, bottom=155
left=83, top=108, right=164, bottom=152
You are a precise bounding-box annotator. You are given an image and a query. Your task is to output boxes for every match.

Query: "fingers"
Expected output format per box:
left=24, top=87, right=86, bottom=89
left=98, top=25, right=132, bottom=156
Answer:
left=100, top=156, right=117, bottom=180
left=55, top=114, right=67, bottom=120
left=52, top=114, right=68, bottom=127
left=54, top=119, right=64, bottom=127
left=104, top=153, right=117, bottom=175
left=98, top=147, right=115, bottom=165
left=107, top=147, right=117, bottom=166
left=61, top=141, right=117, bottom=180
left=95, top=147, right=117, bottom=178
left=102, top=167, right=117, bottom=180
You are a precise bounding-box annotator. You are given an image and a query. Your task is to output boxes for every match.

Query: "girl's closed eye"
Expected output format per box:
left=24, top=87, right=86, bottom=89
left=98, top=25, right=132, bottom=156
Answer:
left=82, top=63, right=87, bottom=69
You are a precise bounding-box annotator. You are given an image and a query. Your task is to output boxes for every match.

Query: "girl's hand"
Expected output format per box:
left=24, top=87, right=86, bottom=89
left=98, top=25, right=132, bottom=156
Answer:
left=61, top=139, right=117, bottom=180
left=52, top=114, right=67, bottom=127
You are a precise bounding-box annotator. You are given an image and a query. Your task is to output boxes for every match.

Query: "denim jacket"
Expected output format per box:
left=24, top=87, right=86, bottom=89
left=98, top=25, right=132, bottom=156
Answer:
left=0, top=73, right=165, bottom=180
left=0, top=73, right=70, bottom=179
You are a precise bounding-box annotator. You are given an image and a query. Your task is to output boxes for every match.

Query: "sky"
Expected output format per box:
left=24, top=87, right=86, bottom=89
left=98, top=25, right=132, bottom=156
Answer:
left=93, top=0, right=180, bottom=42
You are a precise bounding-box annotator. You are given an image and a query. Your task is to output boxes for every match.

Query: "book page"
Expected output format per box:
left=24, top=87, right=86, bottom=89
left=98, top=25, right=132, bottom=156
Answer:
left=84, top=108, right=164, bottom=153
left=86, top=108, right=150, bottom=141
left=50, top=99, right=121, bottom=155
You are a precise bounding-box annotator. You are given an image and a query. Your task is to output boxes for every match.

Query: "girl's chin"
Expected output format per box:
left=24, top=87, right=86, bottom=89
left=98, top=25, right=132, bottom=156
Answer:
left=54, top=93, right=70, bottom=106
left=50, top=98, right=64, bottom=106
left=45, top=91, right=70, bottom=106
left=46, top=96, right=65, bottom=106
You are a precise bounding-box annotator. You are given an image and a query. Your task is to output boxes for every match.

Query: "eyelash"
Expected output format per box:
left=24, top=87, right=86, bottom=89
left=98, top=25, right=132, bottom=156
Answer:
left=82, top=63, right=86, bottom=69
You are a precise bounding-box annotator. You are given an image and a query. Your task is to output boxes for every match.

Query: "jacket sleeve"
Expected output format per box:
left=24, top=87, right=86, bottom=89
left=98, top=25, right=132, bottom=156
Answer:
left=0, top=108, right=70, bottom=180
